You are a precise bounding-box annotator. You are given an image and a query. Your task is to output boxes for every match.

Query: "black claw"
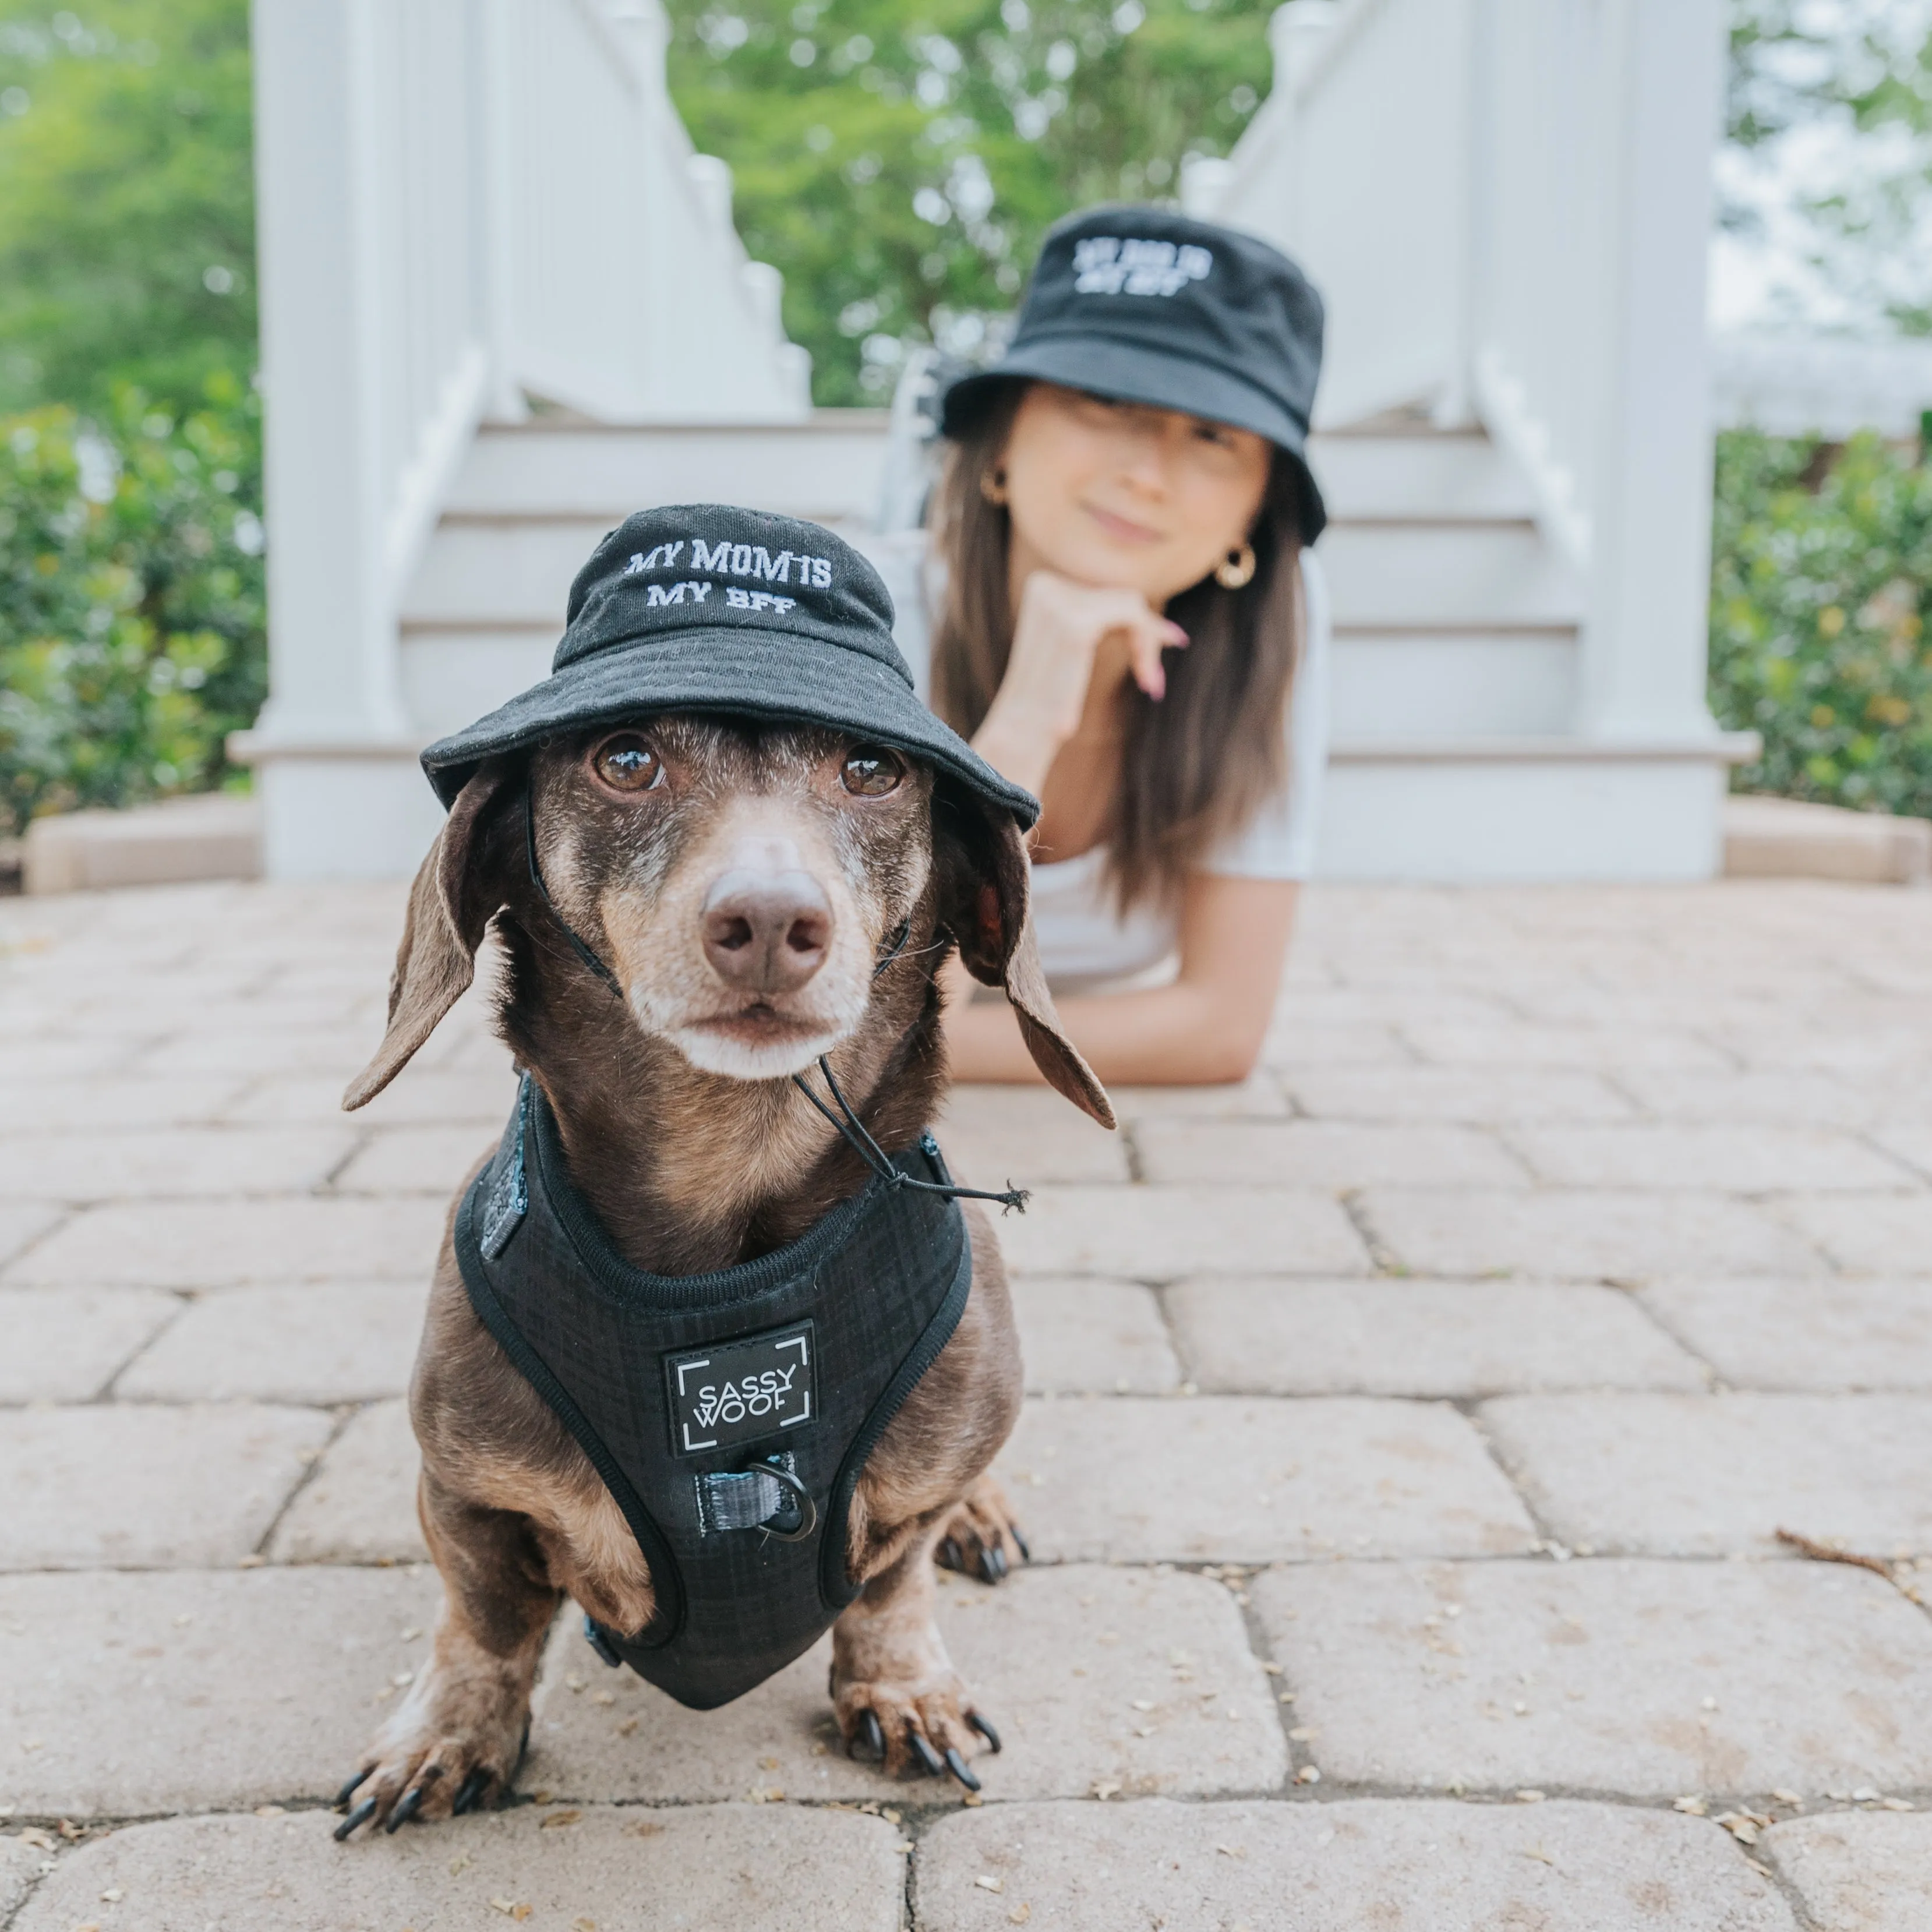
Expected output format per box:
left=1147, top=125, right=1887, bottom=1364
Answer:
left=942, top=1747, right=981, bottom=1792
left=384, top=1786, right=426, bottom=1834
left=908, top=1728, right=946, bottom=1778
left=451, top=1767, right=490, bottom=1816
left=978, top=1543, right=1006, bottom=1584
left=1010, top=1525, right=1031, bottom=1564
left=333, top=1797, right=377, bottom=1842
left=335, top=1766, right=373, bottom=1808
left=861, top=1709, right=885, bottom=1762
left=941, top=1537, right=963, bottom=1571
left=967, top=1711, right=1002, bottom=1754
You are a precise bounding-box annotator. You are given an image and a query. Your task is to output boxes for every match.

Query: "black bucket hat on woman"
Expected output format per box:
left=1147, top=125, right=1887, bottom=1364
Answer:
left=421, top=504, right=1038, bottom=827
left=940, top=204, right=1327, bottom=543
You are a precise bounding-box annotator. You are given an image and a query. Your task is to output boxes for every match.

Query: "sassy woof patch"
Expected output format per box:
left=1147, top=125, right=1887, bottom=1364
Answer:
left=666, top=1321, right=815, bottom=1454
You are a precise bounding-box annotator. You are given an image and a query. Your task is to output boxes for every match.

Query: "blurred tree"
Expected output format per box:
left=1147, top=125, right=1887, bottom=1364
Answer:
left=1725, top=0, right=1932, bottom=334
left=0, top=1, right=255, bottom=418
left=662, top=0, right=1273, bottom=404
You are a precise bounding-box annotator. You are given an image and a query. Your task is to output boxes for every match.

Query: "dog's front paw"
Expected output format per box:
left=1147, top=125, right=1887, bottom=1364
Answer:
left=835, top=1667, right=1001, bottom=1792
left=935, top=1474, right=1029, bottom=1585
left=333, top=1667, right=531, bottom=1841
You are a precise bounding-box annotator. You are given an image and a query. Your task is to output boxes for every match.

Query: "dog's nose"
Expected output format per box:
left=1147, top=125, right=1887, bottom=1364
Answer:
left=702, top=864, right=833, bottom=993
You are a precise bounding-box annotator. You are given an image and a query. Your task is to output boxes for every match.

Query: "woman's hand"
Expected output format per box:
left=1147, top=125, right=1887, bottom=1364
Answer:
left=971, top=571, right=1187, bottom=796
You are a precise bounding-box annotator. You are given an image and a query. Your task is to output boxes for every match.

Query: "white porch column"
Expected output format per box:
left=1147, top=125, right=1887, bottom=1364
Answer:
left=1577, top=0, right=1728, bottom=746
left=238, top=0, right=439, bottom=879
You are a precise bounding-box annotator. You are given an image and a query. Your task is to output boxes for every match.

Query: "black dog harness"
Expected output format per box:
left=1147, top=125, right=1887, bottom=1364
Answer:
left=455, top=1075, right=982, bottom=1710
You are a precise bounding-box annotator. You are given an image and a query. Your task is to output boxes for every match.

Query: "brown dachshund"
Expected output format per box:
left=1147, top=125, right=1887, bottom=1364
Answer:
left=331, top=715, right=1110, bottom=1835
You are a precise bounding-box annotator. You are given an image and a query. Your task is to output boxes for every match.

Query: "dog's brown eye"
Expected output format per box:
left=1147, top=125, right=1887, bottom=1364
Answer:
left=594, top=734, right=663, bottom=793
left=841, top=748, right=904, bottom=797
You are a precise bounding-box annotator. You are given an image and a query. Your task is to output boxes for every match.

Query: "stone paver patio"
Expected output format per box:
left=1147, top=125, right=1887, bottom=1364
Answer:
left=5, top=877, right=1932, bottom=1929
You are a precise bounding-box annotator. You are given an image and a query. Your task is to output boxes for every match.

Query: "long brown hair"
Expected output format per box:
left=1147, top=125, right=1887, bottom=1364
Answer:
left=928, top=382, right=1304, bottom=913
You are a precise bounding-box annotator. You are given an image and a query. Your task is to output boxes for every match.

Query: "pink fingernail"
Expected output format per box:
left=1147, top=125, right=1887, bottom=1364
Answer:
left=1165, top=623, right=1189, bottom=646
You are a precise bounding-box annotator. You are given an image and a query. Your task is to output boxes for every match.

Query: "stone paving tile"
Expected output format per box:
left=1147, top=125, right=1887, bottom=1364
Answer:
left=1762, top=1811, right=1932, bottom=1931
left=1361, top=1189, right=1825, bottom=1280
left=129, top=1027, right=375, bottom=1079
left=334, top=1125, right=494, bottom=1195
left=3, top=1403, right=331, bottom=1570
left=1252, top=1558, right=1932, bottom=1796
left=0, top=1074, right=250, bottom=1133
left=934, top=1086, right=1131, bottom=1185
left=913, top=1797, right=1793, bottom=1931
left=1612, top=1068, right=1878, bottom=1130
left=221, top=1066, right=520, bottom=1127
left=0, top=1286, right=179, bottom=1402
left=0, top=1203, right=63, bottom=1270
left=1772, top=1193, right=1932, bottom=1273
left=529, top=1565, right=1283, bottom=1803
left=0, top=1034, right=154, bottom=1079
left=12, top=1806, right=905, bottom=1932
left=1870, top=1119, right=1932, bottom=1182
left=1259, top=1019, right=1414, bottom=1066
left=0, top=1125, right=361, bottom=1202
left=0, top=1837, right=42, bottom=1921
left=1504, top=1124, right=1916, bottom=1193
left=0, top=1566, right=440, bottom=1815
left=118, top=1279, right=426, bottom=1403
left=1167, top=1278, right=1704, bottom=1397
left=996, top=1397, right=1535, bottom=1563
left=4, top=1194, right=450, bottom=1288
left=1135, top=1120, right=1528, bottom=1189
left=1400, top=1022, right=1734, bottom=1071
left=1482, top=1393, right=1932, bottom=1556
left=1010, top=1277, right=1179, bottom=1394
left=1639, top=1276, right=1932, bottom=1391
left=997, top=1186, right=1368, bottom=1278
left=1103, top=1073, right=1290, bottom=1119
left=1281, top=1066, right=1638, bottom=1124
left=270, top=1399, right=427, bottom=1564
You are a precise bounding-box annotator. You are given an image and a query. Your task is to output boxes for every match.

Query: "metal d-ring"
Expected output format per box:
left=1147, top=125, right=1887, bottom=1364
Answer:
left=756, top=1460, right=818, bottom=1543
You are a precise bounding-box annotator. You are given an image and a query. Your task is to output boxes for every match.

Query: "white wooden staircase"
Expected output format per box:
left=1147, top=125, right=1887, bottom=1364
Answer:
left=399, top=409, right=1726, bottom=878
left=243, top=0, right=1745, bottom=881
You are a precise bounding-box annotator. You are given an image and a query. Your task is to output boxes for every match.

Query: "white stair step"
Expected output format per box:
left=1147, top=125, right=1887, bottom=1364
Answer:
left=1316, top=747, right=1735, bottom=882
left=1329, top=632, right=1577, bottom=740
left=447, top=420, right=1537, bottom=526
left=406, top=513, right=1583, bottom=631
left=446, top=420, right=892, bottom=524
left=1306, top=430, right=1538, bottom=521
left=404, top=624, right=1583, bottom=746
left=1319, top=523, right=1583, bottom=629
left=401, top=631, right=558, bottom=740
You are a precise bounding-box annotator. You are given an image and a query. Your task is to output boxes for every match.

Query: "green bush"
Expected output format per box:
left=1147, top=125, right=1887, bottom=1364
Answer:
left=0, top=377, right=264, bottom=835
left=1710, top=427, right=1932, bottom=820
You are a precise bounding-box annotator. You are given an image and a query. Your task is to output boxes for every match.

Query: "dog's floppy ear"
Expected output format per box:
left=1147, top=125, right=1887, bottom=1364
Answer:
left=935, top=780, right=1115, bottom=1129
left=342, top=760, right=517, bottom=1111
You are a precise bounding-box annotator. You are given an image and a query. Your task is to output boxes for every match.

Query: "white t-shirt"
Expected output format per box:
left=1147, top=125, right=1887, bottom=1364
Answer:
left=861, top=535, right=1331, bottom=990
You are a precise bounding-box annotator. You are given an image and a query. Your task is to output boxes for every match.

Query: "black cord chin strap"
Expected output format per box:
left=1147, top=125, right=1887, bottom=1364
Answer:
left=526, top=789, right=627, bottom=1001
left=791, top=1055, right=1028, bottom=1214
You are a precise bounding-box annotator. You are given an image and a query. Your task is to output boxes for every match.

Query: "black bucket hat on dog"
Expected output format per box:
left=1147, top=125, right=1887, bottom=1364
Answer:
left=941, top=204, right=1327, bottom=543
left=421, top=505, right=1038, bottom=827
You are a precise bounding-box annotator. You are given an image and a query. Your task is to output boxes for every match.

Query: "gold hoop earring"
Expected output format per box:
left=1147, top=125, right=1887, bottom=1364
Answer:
left=979, top=467, right=1008, bottom=507
left=1214, top=542, right=1257, bottom=590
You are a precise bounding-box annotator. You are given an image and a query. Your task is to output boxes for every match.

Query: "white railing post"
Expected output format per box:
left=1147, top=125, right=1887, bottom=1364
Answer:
left=479, top=0, right=531, bottom=425
left=1576, top=0, right=1728, bottom=743
left=241, top=0, right=434, bottom=877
